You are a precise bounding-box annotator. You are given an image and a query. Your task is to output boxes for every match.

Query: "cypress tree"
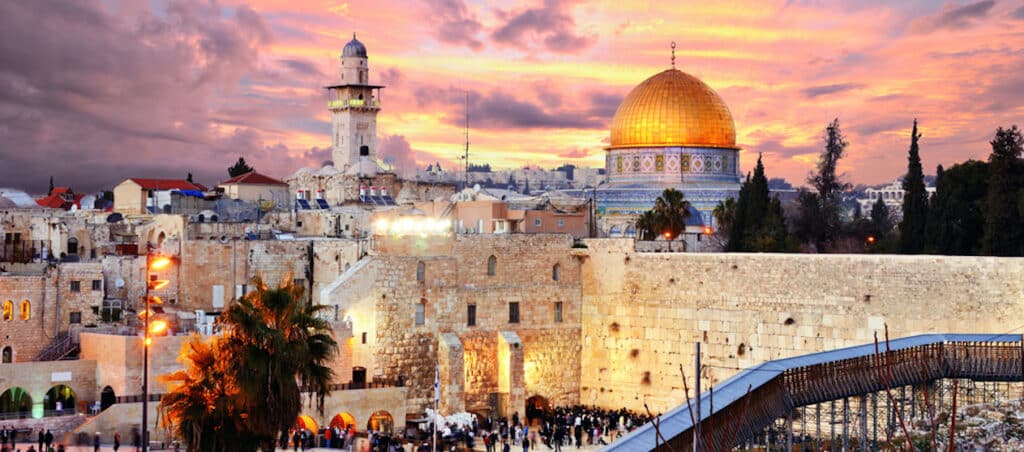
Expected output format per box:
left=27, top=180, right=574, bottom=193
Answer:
left=870, top=195, right=891, bottom=237
left=727, top=173, right=751, bottom=251
left=898, top=119, right=928, bottom=253
left=48, top=176, right=54, bottom=196
left=742, top=154, right=770, bottom=249
left=981, top=126, right=1024, bottom=256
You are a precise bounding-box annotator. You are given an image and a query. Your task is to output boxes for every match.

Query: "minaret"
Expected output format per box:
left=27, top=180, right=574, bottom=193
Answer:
left=326, top=33, right=385, bottom=176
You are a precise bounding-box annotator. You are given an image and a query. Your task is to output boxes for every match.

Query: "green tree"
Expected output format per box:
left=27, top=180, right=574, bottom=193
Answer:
left=712, top=198, right=737, bottom=249
left=924, top=161, right=989, bottom=255
left=228, top=157, right=255, bottom=178
left=870, top=195, right=892, bottom=237
left=653, top=188, right=691, bottom=240
left=635, top=188, right=691, bottom=240
left=981, top=126, right=1024, bottom=256
left=187, top=172, right=194, bottom=183
left=160, top=276, right=337, bottom=451
left=728, top=154, right=781, bottom=251
left=899, top=119, right=928, bottom=253
left=798, top=119, right=851, bottom=250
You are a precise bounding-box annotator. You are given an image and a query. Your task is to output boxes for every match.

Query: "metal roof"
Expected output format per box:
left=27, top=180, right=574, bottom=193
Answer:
left=605, top=333, right=1024, bottom=452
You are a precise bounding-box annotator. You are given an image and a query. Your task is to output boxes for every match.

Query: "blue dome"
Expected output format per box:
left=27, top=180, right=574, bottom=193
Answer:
left=342, top=35, right=367, bottom=58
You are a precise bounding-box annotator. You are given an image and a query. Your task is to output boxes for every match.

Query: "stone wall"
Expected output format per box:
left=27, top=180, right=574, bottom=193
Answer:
left=578, top=239, right=1024, bottom=414
left=0, top=359, right=98, bottom=415
left=178, top=239, right=310, bottom=311
left=324, top=233, right=584, bottom=417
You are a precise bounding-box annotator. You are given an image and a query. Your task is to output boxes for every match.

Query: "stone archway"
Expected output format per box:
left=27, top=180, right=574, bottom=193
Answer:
left=100, top=386, right=116, bottom=411
left=295, top=415, right=318, bottom=432
left=0, top=387, right=32, bottom=419
left=44, top=384, right=76, bottom=416
left=1, top=346, right=11, bottom=363
left=367, top=410, right=393, bottom=434
left=525, top=395, right=550, bottom=424
left=330, top=412, right=357, bottom=430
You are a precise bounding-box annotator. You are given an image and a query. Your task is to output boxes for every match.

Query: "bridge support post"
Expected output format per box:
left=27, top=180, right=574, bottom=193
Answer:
left=859, top=394, right=868, bottom=452
left=842, top=397, right=849, bottom=452
left=786, top=411, right=793, bottom=452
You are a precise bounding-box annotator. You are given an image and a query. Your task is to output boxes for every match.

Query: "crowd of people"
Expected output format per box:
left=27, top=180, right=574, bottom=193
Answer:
left=1, top=426, right=65, bottom=452
left=462, top=405, right=654, bottom=452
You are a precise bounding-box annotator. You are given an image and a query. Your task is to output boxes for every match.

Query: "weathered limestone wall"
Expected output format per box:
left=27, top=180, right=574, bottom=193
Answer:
left=325, top=234, right=584, bottom=417
left=0, top=359, right=97, bottom=415
left=579, top=239, right=1024, bottom=414
left=79, top=332, right=188, bottom=399
left=178, top=240, right=310, bottom=311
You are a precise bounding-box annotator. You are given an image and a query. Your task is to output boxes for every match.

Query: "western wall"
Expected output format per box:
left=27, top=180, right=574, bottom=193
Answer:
left=578, top=239, right=1024, bottom=414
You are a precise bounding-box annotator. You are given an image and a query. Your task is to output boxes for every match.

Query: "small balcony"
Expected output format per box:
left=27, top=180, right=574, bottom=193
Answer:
left=328, top=99, right=380, bottom=110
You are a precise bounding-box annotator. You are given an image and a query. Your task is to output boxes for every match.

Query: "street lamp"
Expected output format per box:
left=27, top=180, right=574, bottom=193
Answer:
left=141, top=254, right=171, bottom=452
left=664, top=231, right=673, bottom=252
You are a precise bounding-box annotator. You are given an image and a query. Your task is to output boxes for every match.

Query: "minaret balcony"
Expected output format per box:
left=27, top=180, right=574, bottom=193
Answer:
left=328, top=99, right=380, bottom=109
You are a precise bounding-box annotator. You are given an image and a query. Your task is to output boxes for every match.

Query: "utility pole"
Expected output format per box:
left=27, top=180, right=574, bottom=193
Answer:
left=694, top=342, right=701, bottom=452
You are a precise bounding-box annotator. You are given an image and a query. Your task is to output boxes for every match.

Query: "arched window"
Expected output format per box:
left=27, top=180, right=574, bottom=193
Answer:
left=1, top=301, right=12, bottom=321
left=19, top=301, right=29, bottom=320
left=486, top=255, right=496, bottom=276
left=552, top=264, right=561, bottom=282
left=67, top=237, right=79, bottom=255
left=416, top=261, right=425, bottom=282
left=1, top=346, right=11, bottom=363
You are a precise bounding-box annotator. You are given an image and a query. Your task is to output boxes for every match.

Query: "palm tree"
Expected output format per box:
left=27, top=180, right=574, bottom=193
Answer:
left=160, top=276, right=337, bottom=452
left=160, top=336, right=244, bottom=451
left=653, top=188, right=691, bottom=240
left=634, top=211, right=659, bottom=241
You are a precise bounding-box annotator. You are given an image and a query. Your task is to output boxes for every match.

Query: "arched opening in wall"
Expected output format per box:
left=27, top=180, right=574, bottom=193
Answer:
left=100, top=386, right=116, bottom=411
left=67, top=237, right=79, bottom=255
left=609, top=225, right=622, bottom=237
left=44, top=384, right=76, bottom=416
left=157, top=231, right=166, bottom=249
left=0, top=387, right=32, bottom=419
left=330, top=412, right=357, bottom=431
left=1, top=346, right=11, bottom=363
left=19, top=300, right=29, bottom=320
left=367, top=410, right=393, bottom=434
left=295, top=415, right=318, bottom=433
left=2, top=300, right=12, bottom=321
left=416, top=261, right=425, bottom=282
left=487, top=255, right=496, bottom=276
left=359, top=145, right=370, bottom=156
left=625, top=226, right=636, bottom=237
left=525, top=395, right=550, bottom=425
left=552, top=264, right=561, bottom=281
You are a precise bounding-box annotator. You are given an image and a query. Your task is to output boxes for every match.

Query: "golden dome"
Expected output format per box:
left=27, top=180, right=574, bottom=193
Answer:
left=609, top=69, right=736, bottom=149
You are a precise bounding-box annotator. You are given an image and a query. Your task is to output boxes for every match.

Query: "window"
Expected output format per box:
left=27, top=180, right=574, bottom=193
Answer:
left=508, top=302, right=520, bottom=324
left=2, top=301, right=12, bottom=321
left=552, top=264, right=561, bottom=282
left=212, top=285, right=225, bottom=309
left=235, top=284, right=247, bottom=299
left=361, top=332, right=367, bottom=344
left=534, top=218, right=542, bottom=227
left=19, top=301, right=30, bottom=320
left=487, top=255, right=497, bottom=276
left=293, top=278, right=305, bottom=289
left=92, top=280, right=102, bottom=291
left=70, top=281, right=80, bottom=292
left=467, top=304, right=476, bottom=327
left=557, top=219, right=565, bottom=227
left=415, top=303, right=425, bottom=326
left=416, top=261, right=425, bottom=283
left=69, top=312, right=82, bottom=324
left=554, top=302, right=563, bottom=323
left=1, top=346, right=11, bottom=363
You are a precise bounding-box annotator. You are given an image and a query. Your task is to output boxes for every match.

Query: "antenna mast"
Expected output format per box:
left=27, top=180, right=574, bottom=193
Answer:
left=464, top=91, right=470, bottom=188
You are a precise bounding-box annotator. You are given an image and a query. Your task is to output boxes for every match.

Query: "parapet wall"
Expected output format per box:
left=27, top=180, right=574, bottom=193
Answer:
left=579, top=239, right=1024, bottom=413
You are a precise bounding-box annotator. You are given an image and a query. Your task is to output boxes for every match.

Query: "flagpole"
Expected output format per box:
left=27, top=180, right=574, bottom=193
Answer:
left=433, top=363, right=439, bottom=452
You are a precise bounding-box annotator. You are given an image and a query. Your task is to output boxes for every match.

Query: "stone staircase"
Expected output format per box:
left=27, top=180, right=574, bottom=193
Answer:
left=35, top=332, right=79, bottom=361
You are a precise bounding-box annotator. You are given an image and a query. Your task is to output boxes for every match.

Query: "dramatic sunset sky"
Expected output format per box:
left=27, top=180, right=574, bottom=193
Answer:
left=1, top=0, right=1023, bottom=193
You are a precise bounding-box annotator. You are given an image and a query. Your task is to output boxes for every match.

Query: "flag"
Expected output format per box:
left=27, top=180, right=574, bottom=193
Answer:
left=434, top=365, right=440, bottom=406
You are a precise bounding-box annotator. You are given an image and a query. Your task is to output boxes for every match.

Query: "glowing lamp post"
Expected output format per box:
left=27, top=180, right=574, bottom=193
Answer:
left=664, top=231, right=673, bottom=252
left=141, top=254, right=171, bottom=452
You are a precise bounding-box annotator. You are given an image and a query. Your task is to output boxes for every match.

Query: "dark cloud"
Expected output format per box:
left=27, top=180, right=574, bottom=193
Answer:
left=1014, top=6, right=1024, bottom=19
left=413, top=83, right=610, bottom=130
left=802, top=83, right=865, bottom=98
left=911, top=0, right=995, bottom=33
left=429, top=0, right=484, bottom=50
left=378, top=67, right=405, bottom=87
left=492, top=0, right=595, bottom=54
left=278, top=59, right=324, bottom=78
left=378, top=134, right=419, bottom=177
left=0, top=0, right=324, bottom=194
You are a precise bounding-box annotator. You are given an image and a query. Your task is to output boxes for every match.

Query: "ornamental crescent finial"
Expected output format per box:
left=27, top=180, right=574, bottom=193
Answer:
left=671, top=41, right=677, bottom=69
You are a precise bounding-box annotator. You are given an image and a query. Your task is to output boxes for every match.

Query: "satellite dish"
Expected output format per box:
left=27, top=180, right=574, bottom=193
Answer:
left=473, top=184, right=481, bottom=192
